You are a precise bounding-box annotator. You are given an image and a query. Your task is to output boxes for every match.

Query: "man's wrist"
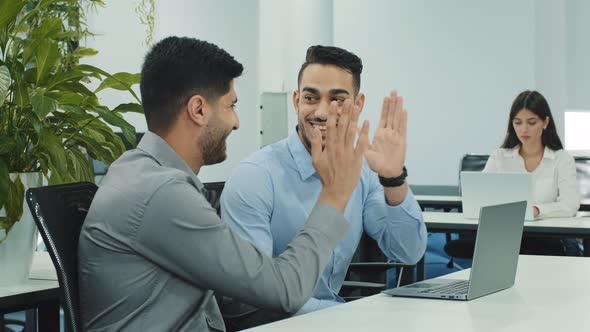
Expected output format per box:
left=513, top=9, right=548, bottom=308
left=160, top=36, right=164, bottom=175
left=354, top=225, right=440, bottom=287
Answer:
left=379, top=166, right=408, bottom=187
left=318, top=190, right=349, bottom=212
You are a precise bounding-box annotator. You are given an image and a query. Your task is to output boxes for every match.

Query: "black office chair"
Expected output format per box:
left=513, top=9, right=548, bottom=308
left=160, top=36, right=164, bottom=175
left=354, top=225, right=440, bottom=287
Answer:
left=1, top=319, right=24, bottom=332
left=203, top=181, right=225, bottom=216
left=26, top=182, right=98, bottom=332
left=339, top=233, right=415, bottom=302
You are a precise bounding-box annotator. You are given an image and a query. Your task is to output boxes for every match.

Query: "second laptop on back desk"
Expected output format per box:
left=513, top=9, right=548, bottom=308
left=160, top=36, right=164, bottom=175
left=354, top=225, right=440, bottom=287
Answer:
left=460, top=171, right=535, bottom=220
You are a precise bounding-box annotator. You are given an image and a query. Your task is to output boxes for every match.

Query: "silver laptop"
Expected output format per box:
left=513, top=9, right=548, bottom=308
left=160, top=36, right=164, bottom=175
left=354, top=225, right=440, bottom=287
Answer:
left=461, top=171, right=534, bottom=220
left=383, top=201, right=526, bottom=301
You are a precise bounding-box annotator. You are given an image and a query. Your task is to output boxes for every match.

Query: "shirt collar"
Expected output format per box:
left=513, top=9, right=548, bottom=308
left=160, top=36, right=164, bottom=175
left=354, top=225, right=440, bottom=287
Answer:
left=287, top=127, right=317, bottom=181
left=136, top=131, right=204, bottom=191
left=506, top=145, right=556, bottom=160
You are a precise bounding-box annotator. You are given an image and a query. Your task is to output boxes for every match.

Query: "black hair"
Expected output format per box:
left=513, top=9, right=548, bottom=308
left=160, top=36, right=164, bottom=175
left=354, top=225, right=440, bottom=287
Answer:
left=297, top=45, right=363, bottom=94
left=140, top=36, right=243, bottom=132
left=501, top=90, right=563, bottom=150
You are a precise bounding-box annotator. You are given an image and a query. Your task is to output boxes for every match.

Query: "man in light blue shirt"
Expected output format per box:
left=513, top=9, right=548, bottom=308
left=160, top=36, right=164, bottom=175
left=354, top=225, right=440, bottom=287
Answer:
left=221, top=45, right=427, bottom=315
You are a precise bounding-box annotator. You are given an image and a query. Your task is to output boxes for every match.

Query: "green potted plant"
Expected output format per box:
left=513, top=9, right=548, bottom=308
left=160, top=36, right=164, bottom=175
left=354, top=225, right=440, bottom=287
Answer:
left=0, top=0, right=143, bottom=284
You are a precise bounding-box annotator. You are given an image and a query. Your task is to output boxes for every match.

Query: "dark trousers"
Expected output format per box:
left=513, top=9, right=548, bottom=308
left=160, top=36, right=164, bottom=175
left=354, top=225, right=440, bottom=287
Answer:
left=217, top=296, right=291, bottom=331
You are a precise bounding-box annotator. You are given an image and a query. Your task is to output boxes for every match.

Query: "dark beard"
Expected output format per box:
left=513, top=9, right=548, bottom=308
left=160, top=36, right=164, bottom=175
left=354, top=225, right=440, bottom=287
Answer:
left=202, top=127, right=228, bottom=165
left=296, top=124, right=313, bottom=151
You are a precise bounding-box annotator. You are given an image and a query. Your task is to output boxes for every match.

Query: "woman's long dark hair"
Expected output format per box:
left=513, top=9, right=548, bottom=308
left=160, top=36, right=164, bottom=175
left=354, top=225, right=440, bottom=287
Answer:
left=501, top=90, right=563, bottom=150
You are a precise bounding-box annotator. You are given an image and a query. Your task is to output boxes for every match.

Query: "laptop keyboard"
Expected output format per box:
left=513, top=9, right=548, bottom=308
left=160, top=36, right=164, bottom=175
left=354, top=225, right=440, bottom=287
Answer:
left=419, top=280, right=469, bottom=295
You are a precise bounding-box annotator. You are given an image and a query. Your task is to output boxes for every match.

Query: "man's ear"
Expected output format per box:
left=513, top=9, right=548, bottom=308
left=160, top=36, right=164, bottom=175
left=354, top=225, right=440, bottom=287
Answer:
left=292, top=89, right=300, bottom=114
left=355, top=92, right=366, bottom=113
left=186, top=95, right=208, bottom=127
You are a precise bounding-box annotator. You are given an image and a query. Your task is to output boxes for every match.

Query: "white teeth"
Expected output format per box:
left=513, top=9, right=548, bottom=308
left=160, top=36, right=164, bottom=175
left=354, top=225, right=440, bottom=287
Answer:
left=311, top=124, right=327, bottom=130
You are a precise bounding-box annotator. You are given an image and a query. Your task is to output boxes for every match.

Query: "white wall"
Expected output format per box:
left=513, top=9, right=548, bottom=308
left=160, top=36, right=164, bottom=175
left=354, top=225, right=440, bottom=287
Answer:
left=85, top=0, right=259, bottom=182
left=566, top=0, right=590, bottom=110
left=334, top=0, right=535, bottom=185
left=85, top=0, right=588, bottom=185
left=259, top=0, right=333, bottom=131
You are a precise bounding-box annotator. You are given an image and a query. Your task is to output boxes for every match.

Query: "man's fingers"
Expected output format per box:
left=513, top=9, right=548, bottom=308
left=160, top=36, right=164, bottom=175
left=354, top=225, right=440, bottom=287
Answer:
left=355, top=120, right=370, bottom=158
left=400, top=108, right=408, bottom=138
left=338, top=99, right=352, bottom=142
left=379, top=97, right=389, bottom=129
left=393, top=96, right=403, bottom=132
left=386, top=90, right=397, bottom=128
left=310, top=126, right=323, bottom=165
left=326, top=100, right=339, bottom=148
left=346, top=105, right=361, bottom=147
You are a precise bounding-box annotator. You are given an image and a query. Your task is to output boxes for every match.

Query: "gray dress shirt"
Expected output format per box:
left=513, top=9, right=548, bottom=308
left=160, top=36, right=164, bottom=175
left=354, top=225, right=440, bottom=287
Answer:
left=78, top=131, right=349, bottom=331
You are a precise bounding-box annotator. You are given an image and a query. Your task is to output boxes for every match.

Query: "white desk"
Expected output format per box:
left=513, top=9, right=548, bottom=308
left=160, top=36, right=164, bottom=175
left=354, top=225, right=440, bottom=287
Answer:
left=424, top=212, right=590, bottom=237
left=245, top=255, right=590, bottom=331
left=0, top=252, right=59, bottom=332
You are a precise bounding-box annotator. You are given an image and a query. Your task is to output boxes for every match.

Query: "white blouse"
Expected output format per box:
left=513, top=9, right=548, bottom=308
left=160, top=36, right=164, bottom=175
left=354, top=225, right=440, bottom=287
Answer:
left=483, top=146, right=580, bottom=218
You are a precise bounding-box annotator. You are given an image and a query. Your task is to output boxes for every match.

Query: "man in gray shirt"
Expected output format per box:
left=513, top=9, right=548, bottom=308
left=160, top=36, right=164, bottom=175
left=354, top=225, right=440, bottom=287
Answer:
left=78, top=36, right=371, bottom=331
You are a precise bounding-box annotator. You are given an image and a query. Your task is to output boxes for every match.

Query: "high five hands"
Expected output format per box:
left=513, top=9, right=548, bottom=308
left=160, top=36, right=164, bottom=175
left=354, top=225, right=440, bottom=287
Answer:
left=313, top=99, right=370, bottom=212
left=365, top=90, right=407, bottom=179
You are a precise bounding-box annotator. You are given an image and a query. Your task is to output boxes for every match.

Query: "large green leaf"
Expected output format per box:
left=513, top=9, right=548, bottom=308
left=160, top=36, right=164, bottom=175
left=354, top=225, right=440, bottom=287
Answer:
left=39, top=130, right=67, bottom=176
left=4, top=174, right=25, bottom=230
left=72, top=47, right=98, bottom=58
left=11, top=60, right=29, bottom=105
left=47, top=91, right=98, bottom=106
left=0, top=136, right=17, bottom=155
left=54, top=82, right=96, bottom=98
left=23, top=17, right=63, bottom=64
left=61, top=112, right=125, bottom=159
left=0, top=0, right=26, bottom=30
left=113, top=102, right=144, bottom=114
left=77, top=65, right=141, bottom=103
left=0, top=65, right=10, bottom=107
left=31, top=91, right=58, bottom=120
left=35, top=39, right=60, bottom=84
left=45, top=70, right=85, bottom=90
left=74, top=133, right=117, bottom=165
left=95, top=72, right=141, bottom=92
left=58, top=103, right=85, bottom=115
left=92, top=105, right=137, bottom=146
left=68, top=147, right=94, bottom=182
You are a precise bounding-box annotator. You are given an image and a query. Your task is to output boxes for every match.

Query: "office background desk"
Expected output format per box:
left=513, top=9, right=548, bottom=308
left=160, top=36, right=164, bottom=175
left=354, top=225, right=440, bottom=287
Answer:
left=424, top=212, right=590, bottom=237
left=245, top=255, right=590, bottom=332
left=0, top=253, right=60, bottom=332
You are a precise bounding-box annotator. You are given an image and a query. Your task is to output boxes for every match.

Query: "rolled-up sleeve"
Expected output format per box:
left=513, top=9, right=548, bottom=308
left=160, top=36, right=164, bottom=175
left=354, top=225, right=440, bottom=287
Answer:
left=362, top=174, right=427, bottom=265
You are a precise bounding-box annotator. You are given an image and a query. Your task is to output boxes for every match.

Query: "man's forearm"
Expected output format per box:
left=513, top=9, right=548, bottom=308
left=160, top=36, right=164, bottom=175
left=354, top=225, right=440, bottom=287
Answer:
left=383, top=182, right=408, bottom=206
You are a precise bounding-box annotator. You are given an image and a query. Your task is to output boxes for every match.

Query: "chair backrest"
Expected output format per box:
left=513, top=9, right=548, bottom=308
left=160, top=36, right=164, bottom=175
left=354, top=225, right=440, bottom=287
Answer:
left=458, top=154, right=490, bottom=195
left=26, top=182, right=98, bottom=332
left=203, top=181, right=225, bottom=216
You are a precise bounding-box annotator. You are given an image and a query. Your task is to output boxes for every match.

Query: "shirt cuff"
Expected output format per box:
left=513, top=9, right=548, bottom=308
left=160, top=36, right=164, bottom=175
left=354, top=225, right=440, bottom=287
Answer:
left=384, top=190, right=423, bottom=220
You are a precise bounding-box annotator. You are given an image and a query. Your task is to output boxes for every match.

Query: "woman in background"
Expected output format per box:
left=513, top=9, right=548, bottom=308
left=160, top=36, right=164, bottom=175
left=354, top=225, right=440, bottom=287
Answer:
left=484, top=90, right=581, bottom=255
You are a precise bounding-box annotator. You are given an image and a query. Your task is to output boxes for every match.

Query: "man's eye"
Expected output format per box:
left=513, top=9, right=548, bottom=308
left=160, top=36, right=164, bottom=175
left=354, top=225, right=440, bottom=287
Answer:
left=333, top=98, right=345, bottom=103
left=304, top=95, right=317, bottom=101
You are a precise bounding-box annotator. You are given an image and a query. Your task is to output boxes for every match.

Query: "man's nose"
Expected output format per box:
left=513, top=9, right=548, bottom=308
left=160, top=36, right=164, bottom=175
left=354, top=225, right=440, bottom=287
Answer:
left=314, top=99, right=330, bottom=120
left=233, top=113, right=240, bottom=130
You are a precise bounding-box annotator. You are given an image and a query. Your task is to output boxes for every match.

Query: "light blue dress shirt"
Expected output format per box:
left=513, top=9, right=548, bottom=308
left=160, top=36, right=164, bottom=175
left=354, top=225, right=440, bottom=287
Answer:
left=221, top=128, right=427, bottom=313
